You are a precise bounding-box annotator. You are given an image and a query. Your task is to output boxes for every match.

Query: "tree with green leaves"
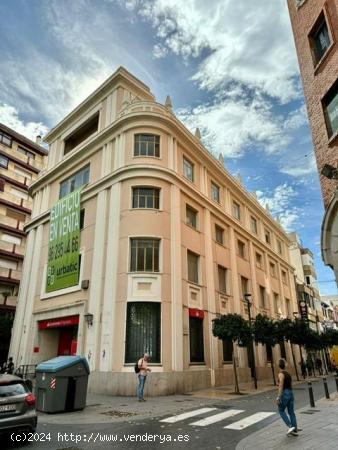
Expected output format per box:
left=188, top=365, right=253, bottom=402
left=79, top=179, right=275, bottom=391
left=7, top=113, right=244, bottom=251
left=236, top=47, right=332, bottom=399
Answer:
left=252, top=314, right=278, bottom=385
left=213, top=313, right=251, bottom=394
left=275, top=318, right=301, bottom=381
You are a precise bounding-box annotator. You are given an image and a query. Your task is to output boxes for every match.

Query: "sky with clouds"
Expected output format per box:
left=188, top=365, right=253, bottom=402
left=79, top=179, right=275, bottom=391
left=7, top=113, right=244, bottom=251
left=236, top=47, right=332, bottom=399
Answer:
left=0, top=0, right=336, bottom=296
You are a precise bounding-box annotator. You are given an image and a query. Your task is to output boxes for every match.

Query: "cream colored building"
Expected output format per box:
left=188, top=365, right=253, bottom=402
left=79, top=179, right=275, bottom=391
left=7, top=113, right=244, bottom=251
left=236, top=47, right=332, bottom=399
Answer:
left=10, top=67, right=299, bottom=395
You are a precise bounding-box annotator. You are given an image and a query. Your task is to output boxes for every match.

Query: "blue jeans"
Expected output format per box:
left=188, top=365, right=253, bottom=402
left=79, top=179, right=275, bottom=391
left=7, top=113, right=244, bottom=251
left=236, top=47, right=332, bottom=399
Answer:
left=137, top=375, right=146, bottom=400
left=278, top=389, right=297, bottom=430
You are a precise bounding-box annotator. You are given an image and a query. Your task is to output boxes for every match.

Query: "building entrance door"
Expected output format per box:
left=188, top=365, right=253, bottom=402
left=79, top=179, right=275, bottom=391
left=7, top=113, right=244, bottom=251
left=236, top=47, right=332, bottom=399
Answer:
left=58, top=329, right=74, bottom=356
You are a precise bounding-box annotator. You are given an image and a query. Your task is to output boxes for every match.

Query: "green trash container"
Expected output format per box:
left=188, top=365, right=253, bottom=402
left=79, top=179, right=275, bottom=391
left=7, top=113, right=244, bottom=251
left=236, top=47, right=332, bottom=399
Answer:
left=35, top=356, right=90, bottom=413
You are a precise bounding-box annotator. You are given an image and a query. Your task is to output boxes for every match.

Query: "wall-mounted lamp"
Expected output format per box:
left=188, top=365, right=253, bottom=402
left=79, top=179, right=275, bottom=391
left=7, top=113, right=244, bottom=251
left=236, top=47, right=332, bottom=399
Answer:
left=84, top=313, right=94, bottom=327
left=321, top=164, right=338, bottom=180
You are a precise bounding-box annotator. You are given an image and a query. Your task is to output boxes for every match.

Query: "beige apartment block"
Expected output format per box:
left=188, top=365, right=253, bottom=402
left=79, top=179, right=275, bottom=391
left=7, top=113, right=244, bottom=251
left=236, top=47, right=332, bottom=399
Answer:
left=10, top=67, right=299, bottom=395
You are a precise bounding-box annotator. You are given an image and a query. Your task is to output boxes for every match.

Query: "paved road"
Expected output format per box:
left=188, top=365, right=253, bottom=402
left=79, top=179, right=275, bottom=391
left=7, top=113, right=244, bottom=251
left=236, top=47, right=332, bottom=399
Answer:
left=4, top=376, right=337, bottom=450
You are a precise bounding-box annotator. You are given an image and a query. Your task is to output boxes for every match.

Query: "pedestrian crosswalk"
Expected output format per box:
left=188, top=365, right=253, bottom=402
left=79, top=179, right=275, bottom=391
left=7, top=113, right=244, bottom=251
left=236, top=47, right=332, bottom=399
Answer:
left=160, top=407, right=275, bottom=431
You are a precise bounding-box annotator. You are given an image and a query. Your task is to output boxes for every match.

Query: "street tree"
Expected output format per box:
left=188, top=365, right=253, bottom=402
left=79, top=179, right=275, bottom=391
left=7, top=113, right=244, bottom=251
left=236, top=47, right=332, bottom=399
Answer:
left=252, top=314, right=278, bottom=385
left=213, top=314, right=251, bottom=394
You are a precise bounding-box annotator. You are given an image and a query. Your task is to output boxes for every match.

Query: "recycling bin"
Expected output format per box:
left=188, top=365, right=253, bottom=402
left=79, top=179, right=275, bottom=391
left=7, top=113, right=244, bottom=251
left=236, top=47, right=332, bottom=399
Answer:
left=35, top=356, right=90, bottom=413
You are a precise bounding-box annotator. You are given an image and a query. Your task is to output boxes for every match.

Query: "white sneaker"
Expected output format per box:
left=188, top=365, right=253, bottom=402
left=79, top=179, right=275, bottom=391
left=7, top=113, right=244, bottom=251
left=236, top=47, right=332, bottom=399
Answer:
left=287, top=427, right=295, bottom=435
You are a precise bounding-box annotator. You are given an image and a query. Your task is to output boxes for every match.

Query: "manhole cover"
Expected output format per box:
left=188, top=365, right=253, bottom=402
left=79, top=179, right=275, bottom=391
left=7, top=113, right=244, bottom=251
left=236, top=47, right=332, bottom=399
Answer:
left=101, top=410, right=137, bottom=417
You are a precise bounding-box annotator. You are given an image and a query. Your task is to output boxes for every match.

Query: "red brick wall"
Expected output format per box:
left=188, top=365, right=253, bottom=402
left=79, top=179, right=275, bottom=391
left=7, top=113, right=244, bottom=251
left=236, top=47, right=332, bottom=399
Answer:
left=287, top=0, right=338, bottom=208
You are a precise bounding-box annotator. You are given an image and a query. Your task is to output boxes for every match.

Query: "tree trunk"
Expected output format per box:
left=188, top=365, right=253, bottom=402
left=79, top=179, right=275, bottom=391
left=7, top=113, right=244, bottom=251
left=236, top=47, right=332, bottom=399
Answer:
left=232, top=342, right=240, bottom=394
left=270, top=349, right=276, bottom=386
left=291, top=344, right=299, bottom=381
left=299, top=345, right=305, bottom=379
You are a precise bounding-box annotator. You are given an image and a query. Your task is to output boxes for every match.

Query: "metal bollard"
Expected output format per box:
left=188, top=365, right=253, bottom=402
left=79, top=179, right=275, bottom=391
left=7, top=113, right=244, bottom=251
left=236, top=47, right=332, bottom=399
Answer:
left=335, top=377, right=338, bottom=393
left=323, top=377, right=330, bottom=399
left=308, top=381, right=315, bottom=407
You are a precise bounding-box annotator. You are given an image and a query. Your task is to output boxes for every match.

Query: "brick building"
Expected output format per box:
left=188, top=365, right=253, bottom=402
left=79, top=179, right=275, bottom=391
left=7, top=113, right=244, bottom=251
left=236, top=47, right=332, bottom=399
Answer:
left=287, top=0, right=338, bottom=286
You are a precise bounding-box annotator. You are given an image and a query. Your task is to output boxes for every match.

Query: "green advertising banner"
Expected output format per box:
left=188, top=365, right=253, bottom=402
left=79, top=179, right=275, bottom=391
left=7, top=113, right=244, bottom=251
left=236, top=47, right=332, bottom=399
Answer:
left=46, top=188, right=82, bottom=293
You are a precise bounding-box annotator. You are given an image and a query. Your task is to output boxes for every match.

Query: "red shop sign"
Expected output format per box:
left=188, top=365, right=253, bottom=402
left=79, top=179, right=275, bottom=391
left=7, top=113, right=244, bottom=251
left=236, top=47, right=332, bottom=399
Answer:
left=38, top=315, right=79, bottom=330
left=189, top=308, right=205, bottom=319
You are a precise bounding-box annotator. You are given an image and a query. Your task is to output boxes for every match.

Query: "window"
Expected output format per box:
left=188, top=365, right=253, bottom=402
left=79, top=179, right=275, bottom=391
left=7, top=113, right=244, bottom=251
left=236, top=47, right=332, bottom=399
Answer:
left=17, top=147, right=35, bottom=160
left=250, top=216, right=257, bottom=234
left=233, top=201, right=241, bottom=220
left=64, top=113, right=99, bottom=155
left=306, top=276, right=311, bottom=285
left=285, top=298, right=291, bottom=318
left=189, top=317, right=204, bottom=363
left=240, top=276, right=249, bottom=300
left=0, top=132, right=12, bottom=147
left=270, top=262, right=276, bottom=277
left=273, top=292, right=280, bottom=315
left=132, top=187, right=160, bottom=209
left=187, top=250, right=199, bottom=284
left=130, top=238, right=160, bottom=272
left=80, top=209, right=85, bottom=230
left=186, top=205, right=198, bottom=229
left=277, top=240, right=283, bottom=255
left=59, top=165, right=90, bottom=199
left=211, top=182, right=220, bottom=203
left=259, top=286, right=266, bottom=309
left=281, top=270, right=288, bottom=285
left=222, top=338, right=233, bottom=363
left=322, top=79, right=338, bottom=138
left=237, top=240, right=245, bottom=258
left=309, top=13, right=331, bottom=64
left=134, top=134, right=160, bottom=157
left=218, top=265, right=227, bottom=294
left=256, top=252, right=263, bottom=269
left=125, top=302, right=161, bottom=363
left=0, top=155, right=9, bottom=169
left=215, top=225, right=224, bottom=245
left=265, top=229, right=271, bottom=245
left=183, top=157, right=194, bottom=182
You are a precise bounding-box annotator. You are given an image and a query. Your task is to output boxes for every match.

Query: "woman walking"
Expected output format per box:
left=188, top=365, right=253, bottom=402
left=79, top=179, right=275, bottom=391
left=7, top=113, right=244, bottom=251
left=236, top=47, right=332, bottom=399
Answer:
left=276, top=358, right=301, bottom=436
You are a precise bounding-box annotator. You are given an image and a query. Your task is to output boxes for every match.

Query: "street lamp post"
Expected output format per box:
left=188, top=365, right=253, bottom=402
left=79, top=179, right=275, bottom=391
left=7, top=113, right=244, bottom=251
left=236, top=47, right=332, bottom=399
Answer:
left=244, top=293, right=258, bottom=389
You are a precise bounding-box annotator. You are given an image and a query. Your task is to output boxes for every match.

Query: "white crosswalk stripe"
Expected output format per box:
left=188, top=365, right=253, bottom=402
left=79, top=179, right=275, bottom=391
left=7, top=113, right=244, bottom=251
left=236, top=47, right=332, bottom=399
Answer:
left=190, top=409, right=244, bottom=427
left=160, top=407, right=217, bottom=423
left=224, top=412, right=275, bottom=430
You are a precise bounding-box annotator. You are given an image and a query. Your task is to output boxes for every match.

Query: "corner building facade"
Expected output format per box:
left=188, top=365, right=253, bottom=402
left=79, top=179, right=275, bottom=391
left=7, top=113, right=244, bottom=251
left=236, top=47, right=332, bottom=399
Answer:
left=10, top=67, right=298, bottom=395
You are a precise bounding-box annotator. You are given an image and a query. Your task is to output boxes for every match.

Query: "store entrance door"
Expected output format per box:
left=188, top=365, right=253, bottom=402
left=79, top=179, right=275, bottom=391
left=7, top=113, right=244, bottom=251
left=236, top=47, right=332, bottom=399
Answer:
left=58, top=329, right=74, bottom=356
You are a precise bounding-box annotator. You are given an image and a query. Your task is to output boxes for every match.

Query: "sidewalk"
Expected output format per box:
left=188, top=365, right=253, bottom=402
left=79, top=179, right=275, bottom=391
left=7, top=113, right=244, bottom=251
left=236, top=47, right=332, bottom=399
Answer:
left=236, top=394, right=338, bottom=450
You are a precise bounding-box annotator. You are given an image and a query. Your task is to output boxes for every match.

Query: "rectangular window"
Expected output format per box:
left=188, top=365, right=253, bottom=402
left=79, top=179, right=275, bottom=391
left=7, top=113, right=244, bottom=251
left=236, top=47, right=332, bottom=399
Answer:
left=281, top=270, right=288, bottom=285
left=306, top=276, right=311, bottom=285
left=222, top=338, right=233, bottom=363
left=265, top=229, right=271, bottom=245
left=270, top=262, right=276, bottom=277
left=256, top=252, right=263, bottom=269
left=186, top=205, right=198, bottom=229
left=233, top=201, right=241, bottom=221
left=59, top=165, right=90, bottom=199
left=277, top=240, right=283, bottom=255
left=237, top=240, right=245, bottom=258
left=323, top=79, right=338, bottom=138
left=215, top=225, right=224, bottom=245
left=218, top=265, right=227, bottom=294
left=132, top=187, right=160, bottom=209
left=187, top=250, right=199, bottom=284
left=0, top=132, right=12, bottom=147
left=80, top=209, right=85, bottom=230
left=64, top=113, right=99, bottom=155
left=134, top=134, right=160, bottom=157
left=273, top=292, right=280, bottom=315
left=309, top=13, right=331, bottom=63
left=125, top=302, right=161, bottom=363
left=183, top=157, right=194, bottom=182
left=240, top=276, right=249, bottom=300
left=130, top=238, right=160, bottom=272
left=259, top=285, right=266, bottom=309
left=17, top=147, right=35, bottom=160
left=211, top=182, right=220, bottom=203
left=0, top=155, right=9, bottom=168
left=250, top=216, right=257, bottom=234
left=189, top=317, right=204, bottom=363
left=285, top=298, right=291, bottom=318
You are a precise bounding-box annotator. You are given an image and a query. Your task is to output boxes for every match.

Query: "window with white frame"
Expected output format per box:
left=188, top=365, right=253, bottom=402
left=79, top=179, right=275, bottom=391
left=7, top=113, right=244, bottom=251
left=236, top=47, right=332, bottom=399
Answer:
left=134, top=134, right=160, bottom=157
left=132, top=187, right=160, bottom=209
left=130, top=238, right=160, bottom=272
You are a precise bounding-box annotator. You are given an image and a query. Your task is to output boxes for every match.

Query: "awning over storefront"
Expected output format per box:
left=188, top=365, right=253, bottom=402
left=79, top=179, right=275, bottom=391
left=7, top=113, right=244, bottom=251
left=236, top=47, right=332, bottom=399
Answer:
left=38, top=315, right=79, bottom=330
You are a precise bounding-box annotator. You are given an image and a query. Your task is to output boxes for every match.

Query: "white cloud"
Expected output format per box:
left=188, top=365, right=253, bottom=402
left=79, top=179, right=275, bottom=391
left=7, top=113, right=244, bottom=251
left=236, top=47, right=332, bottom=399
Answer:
left=0, top=103, right=48, bottom=142
left=256, top=183, right=300, bottom=231
left=279, top=152, right=317, bottom=177
left=153, top=44, right=168, bottom=59
left=121, top=0, right=300, bottom=102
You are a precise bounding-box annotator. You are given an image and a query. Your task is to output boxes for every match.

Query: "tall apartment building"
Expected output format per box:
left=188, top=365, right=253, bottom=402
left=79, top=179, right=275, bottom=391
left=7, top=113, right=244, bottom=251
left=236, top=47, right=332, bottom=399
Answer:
left=0, top=123, right=47, bottom=362
left=287, top=0, right=338, bottom=286
left=10, top=67, right=298, bottom=395
left=288, top=232, right=322, bottom=330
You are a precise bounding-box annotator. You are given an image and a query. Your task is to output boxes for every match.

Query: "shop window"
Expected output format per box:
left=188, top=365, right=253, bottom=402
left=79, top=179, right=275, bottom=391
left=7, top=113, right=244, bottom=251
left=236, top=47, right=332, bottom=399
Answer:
left=130, top=238, right=160, bottom=272
left=64, top=113, right=99, bottom=155
left=132, top=187, right=160, bottom=209
left=59, top=165, right=90, bottom=199
left=183, top=157, right=194, bottom=182
left=125, top=302, right=161, bottom=363
left=189, top=316, right=204, bottom=363
left=134, top=134, right=160, bottom=157
left=222, top=338, right=233, bottom=363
